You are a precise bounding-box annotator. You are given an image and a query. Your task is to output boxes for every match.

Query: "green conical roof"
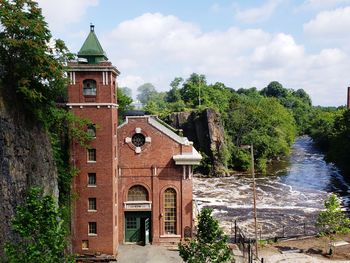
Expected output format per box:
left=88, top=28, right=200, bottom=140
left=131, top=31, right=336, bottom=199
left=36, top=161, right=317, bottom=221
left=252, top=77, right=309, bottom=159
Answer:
left=78, top=25, right=108, bottom=64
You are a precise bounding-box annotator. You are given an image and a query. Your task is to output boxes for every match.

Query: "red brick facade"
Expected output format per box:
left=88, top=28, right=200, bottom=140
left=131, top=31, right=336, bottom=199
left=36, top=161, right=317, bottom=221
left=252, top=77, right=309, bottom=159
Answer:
left=67, top=29, right=201, bottom=258
left=67, top=62, right=120, bottom=256
left=118, top=116, right=199, bottom=245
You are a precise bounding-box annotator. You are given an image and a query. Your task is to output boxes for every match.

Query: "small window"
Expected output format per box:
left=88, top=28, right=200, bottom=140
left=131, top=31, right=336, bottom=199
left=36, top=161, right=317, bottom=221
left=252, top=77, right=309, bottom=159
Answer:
left=87, top=149, right=96, bottom=162
left=88, top=222, right=97, bottom=235
left=132, top=133, right=146, bottom=147
left=88, top=173, right=96, bottom=186
left=83, top=79, right=96, bottom=96
left=87, top=124, right=96, bottom=138
left=88, top=198, right=96, bottom=211
left=82, top=240, right=89, bottom=250
left=126, top=217, right=137, bottom=229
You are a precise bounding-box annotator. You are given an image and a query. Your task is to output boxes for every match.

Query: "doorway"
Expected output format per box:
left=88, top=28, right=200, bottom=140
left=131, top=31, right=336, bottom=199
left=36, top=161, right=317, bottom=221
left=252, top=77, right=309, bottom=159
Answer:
left=125, top=211, right=151, bottom=245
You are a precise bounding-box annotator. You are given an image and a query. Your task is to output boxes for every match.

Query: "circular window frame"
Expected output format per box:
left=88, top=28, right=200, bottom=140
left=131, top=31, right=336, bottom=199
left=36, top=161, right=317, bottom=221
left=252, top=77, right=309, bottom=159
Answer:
left=124, top=127, right=151, bottom=154
left=131, top=133, right=146, bottom=147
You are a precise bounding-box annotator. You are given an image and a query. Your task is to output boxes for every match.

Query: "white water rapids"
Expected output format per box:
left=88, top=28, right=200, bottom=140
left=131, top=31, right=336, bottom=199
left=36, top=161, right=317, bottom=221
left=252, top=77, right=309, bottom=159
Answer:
left=193, top=136, right=350, bottom=239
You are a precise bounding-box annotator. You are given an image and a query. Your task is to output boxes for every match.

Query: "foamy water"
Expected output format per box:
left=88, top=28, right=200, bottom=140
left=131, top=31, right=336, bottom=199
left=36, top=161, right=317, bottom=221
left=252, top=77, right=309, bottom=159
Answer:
left=193, top=136, right=350, bottom=239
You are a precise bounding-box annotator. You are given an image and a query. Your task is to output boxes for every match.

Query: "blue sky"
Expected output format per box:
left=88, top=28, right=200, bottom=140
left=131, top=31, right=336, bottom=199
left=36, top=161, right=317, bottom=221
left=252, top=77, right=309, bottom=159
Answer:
left=37, top=0, right=350, bottom=106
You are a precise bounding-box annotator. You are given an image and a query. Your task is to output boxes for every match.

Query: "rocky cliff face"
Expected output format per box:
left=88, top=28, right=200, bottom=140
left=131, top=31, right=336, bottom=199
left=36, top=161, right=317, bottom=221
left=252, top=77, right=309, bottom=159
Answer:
left=167, top=108, right=228, bottom=176
left=0, top=94, right=59, bottom=257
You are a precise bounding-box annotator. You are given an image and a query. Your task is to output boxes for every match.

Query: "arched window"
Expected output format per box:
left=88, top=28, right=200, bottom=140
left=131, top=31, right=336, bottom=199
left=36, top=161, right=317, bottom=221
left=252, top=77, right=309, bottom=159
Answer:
left=127, top=185, right=148, bottom=201
left=87, top=124, right=96, bottom=138
left=83, top=79, right=96, bottom=96
left=164, top=188, right=176, bottom=234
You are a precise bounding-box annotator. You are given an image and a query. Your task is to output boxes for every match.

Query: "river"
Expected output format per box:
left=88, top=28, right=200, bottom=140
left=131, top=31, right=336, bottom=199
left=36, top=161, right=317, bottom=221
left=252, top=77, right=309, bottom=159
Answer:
left=193, top=136, right=350, bottom=239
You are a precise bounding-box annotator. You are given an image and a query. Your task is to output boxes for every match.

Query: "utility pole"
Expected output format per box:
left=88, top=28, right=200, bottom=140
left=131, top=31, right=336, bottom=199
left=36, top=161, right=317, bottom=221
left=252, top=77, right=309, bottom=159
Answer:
left=250, top=144, right=259, bottom=259
left=198, top=85, right=201, bottom=106
left=241, top=144, right=259, bottom=259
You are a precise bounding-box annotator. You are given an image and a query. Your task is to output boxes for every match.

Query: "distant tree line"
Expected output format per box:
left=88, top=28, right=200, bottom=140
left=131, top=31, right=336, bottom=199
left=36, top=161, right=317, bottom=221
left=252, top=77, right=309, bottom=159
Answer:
left=126, top=75, right=312, bottom=173
left=126, top=74, right=350, bottom=176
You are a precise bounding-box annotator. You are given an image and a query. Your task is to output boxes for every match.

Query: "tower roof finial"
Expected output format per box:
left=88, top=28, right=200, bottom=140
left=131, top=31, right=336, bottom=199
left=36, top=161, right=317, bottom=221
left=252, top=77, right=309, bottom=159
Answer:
left=90, top=23, right=95, bottom=32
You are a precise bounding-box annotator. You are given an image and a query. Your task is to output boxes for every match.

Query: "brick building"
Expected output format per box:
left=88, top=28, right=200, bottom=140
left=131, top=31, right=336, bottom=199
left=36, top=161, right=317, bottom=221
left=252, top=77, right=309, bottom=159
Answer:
left=67, top=25, right=201, bottom=258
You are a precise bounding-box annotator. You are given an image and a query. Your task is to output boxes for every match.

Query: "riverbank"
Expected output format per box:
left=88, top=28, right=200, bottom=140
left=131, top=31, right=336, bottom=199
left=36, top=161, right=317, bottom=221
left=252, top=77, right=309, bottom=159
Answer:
left=258, top=234, right=350, bottom=262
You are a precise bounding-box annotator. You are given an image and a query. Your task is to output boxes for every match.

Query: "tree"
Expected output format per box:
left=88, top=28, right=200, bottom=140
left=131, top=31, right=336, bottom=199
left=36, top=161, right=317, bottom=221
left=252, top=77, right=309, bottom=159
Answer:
left=5, top=188, right=74, bottom=263
left=120, top=86, right=133, bottom=98
left=260, top=81, right=289, bottom=99
left=0, top=0, right=72, bottom=114
left=180, top=73, right=207, bottom=107
left=117, top=88, right=133, bottom=123
left=136, top=83, right=157, bottom=105
left=166, top=77, right=183, bottom=103
left=179, top=208, right=233, bottom=263
left=316, top=193, right=350, bottom=237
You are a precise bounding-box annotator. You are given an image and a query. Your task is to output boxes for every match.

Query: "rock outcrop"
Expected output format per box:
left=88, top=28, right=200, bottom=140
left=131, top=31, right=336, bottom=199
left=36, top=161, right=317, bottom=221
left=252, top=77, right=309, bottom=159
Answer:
left=167, top=108, right=228, bottom=176
left=0, top=93, right=59, bottom=257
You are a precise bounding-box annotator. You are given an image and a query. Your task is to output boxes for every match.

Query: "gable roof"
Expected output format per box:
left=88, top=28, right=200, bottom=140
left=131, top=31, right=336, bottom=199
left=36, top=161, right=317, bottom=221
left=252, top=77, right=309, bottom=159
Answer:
left=118, top=115, right=202, bottom=165
left=118, top=115, right=189, bottom=145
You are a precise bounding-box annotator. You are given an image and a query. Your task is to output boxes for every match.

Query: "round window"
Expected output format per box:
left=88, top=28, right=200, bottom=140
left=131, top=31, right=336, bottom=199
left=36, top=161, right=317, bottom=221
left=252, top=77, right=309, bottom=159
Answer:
left=132, top=133, right=146, bottom=147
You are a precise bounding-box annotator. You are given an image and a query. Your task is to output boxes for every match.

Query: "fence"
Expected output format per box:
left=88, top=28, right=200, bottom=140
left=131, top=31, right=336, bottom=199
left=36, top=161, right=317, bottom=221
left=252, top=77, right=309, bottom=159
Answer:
left=231, top=220, right=263, bottom=263
left=231, top=220, right=317, bottom=263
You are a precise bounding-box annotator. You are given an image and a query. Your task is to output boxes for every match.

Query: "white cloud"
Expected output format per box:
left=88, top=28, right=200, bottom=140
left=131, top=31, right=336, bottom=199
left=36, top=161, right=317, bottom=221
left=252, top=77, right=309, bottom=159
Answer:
left=97, top=13, right=350, bottom=106
left=235, top=0, right=283, bottom=23
left=304, top=6, right=350, bottom=39
left=37, top=0, right=99, bottom=32
left=301, top=0, right=350, bottom=10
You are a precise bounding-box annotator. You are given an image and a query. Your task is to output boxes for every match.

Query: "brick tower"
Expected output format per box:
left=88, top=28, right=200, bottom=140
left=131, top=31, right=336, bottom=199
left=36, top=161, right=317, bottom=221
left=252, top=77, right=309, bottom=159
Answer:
left=67, top=25, right=120, bottom=257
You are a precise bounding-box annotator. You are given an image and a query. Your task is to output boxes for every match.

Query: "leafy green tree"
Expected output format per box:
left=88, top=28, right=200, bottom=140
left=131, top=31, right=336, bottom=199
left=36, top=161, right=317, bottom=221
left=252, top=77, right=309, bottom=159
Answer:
left=117, top=88, right=133, bottom=122
left=5, top=188, right=74, bottom=263
left=293, top=89, right=312, bottom=106
left=225, top=95, right=296, bottom=172
left=0, top=0, right=72, bottom=114
left=179, top=208, right=233, bottom=263
left=260, top=81, right=289, bottom=99
left=166, top=77, right=183, bottom=103
left=136, top=83, right=157, bottom=105
left=120, top=86, right=133, bottom=98
left=316, top=193, right=350, bottom=237
left=180, top=73, right=207, bottom=107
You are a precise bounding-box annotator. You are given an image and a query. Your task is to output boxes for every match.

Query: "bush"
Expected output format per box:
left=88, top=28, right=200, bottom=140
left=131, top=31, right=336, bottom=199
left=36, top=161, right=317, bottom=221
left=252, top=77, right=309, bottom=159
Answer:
left=5, top=188, right=74, bottom=263
left=179, top=208, right=233, bottom=263
left=316, top=193, right=350, bottom=237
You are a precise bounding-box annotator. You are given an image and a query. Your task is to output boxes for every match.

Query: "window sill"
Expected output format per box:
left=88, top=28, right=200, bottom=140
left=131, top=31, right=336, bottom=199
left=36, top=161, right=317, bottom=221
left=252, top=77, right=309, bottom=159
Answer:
left=88, top=210, right=97, bottom=212
left=87, top=161, right=96, bottom=163
left=88, top=233, right=97, bottom=237
left=87, top=185, right=96, bottom=188
left=82, top=248, right=89, bottom=250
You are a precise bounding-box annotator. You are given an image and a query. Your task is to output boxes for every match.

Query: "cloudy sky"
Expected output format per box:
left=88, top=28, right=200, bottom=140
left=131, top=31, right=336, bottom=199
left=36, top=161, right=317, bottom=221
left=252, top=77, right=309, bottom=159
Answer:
left=37, top=0, right=350, bottom=106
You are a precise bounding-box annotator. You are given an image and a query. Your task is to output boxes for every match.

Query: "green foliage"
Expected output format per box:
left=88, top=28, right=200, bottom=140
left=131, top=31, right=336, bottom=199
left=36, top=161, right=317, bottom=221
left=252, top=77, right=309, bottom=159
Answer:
left=141, top=76, right=305, bottom=174
left=260, top=81, right=313, bottom=134
left=117, top=88, right=133, bottom=123
left=316, top=193, right=350, bottom=237
left=179, top=208, right=233, bottom=263
left=0, top=0, right=73, bottom=112
left=308, top=107, right=350, bottom=175
left=5, top=188, right=74, bottom=263
left=260, top=81, right=288, bottom=99
left=120, top=86, right=132, bottom=98
left=225, top=95, right=296, bottom=173
left=136, top=83, right=158, bottom=105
